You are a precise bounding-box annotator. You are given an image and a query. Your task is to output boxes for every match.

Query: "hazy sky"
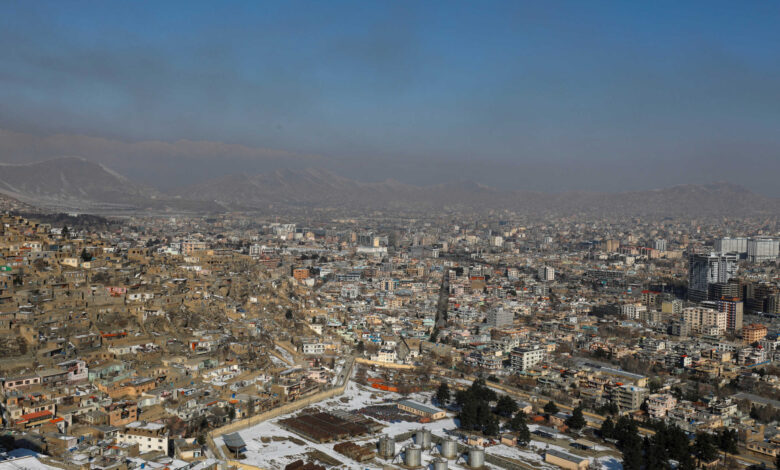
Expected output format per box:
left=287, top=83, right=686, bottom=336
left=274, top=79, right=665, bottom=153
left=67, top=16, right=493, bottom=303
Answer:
left=1, top=1, right=779, bottom=195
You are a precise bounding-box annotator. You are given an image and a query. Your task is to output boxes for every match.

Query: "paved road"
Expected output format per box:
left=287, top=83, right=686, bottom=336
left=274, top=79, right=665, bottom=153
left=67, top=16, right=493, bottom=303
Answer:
left=430, top=271, right=450, bottom=340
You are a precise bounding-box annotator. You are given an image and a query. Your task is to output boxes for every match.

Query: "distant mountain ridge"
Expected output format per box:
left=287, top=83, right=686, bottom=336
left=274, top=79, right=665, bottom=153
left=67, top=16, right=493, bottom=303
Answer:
left=174, top=168, right=780, bottom=217
left=0, top=157, right=777, bottom=216
left=0, top=157, right=220, bottom=213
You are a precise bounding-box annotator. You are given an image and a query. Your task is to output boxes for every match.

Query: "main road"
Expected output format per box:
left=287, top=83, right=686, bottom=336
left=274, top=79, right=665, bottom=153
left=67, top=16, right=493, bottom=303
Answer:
left=430, top=269, right=450, bottom=341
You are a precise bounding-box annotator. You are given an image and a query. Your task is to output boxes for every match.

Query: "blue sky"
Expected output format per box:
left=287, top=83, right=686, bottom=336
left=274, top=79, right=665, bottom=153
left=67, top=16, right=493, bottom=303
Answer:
left=1, top=1, right=779, bottom=193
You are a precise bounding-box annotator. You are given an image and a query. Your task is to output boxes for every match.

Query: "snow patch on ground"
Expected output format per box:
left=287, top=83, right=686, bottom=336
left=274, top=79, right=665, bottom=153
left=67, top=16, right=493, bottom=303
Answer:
left=219, top=381, right=622, bottom=470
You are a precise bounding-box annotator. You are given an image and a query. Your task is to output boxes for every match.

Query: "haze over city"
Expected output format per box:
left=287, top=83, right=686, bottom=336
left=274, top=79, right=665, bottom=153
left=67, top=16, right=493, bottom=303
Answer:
left=1, top=1, right=779, bottom=195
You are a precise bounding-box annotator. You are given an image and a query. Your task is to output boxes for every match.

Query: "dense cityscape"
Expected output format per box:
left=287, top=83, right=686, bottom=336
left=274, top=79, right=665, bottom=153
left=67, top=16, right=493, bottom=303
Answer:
left=0, top=206, right=777, bottom=470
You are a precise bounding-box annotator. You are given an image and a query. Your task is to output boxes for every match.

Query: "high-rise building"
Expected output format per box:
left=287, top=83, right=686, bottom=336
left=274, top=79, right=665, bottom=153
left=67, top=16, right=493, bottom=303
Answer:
left=717, top=298, right=743, bottom=332
left=654, top=239, right=667, bottom=251
left=714, top=237, right=747, bottom=255
left=747, top=238, right=779, bottom=263
left=744, top=282, right=780, bottom=314
left=688, top=252, right=738, bottom=302
left=538, top=266, right=555, bottom=282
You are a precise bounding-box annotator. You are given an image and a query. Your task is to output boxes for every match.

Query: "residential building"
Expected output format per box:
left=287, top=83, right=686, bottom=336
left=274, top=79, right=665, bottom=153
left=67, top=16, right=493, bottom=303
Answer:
left=117, top=422, right=169, bottom=454
left=511, top=345, right=545, bottom=371
left=682, top=306, right=726, bottom=335
left=487, top=308, right=513, bottom=328
left=742, top=323, right=768, bottom=344
left=613, top=384, right=648, bottom=411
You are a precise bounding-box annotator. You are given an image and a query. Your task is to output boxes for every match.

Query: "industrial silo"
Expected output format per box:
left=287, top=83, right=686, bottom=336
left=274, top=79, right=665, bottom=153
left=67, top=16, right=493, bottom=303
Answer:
left=405, top=445, right=422, bottom=467
left=414, top=428, right=432, bottom=449
left=440, top=438, right=458, bottom=459
left=468, top=446, right=484, bottom=469
left=432, top=458, right=448, bottom=470
left=378, top=435, right=395, bottom=458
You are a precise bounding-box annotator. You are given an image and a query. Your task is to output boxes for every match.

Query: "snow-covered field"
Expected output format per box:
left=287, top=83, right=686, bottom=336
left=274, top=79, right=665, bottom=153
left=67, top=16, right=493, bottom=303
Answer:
left=218, top=380, right=623, bottom=470
left=218, top=381, right=460, bottom=470
left=274, top=345, right=296, bottom=365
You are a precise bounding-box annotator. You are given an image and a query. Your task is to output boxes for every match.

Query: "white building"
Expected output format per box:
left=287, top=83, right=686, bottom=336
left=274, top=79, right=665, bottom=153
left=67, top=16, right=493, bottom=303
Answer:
left=301, top=341, right=326, bottom=355
left=511, top=345, right=545, bottom=371
left=714, top=237, right=748, bottom=254
left=646, top=393, right=677, bottom=419
left=117, top=422, right=169, bottom=454
left=371, top=347, right=397, bottom=363
left=621, top=303, right=647, bottom=320
left=747, top=238, right=779, bottom=263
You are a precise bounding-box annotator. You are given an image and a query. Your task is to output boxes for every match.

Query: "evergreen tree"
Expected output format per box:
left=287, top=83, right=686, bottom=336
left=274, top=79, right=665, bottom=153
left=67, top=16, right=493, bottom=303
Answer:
left=469, top=378, right=497, bottom=402
left=435, top=382, right=451, bottom=405
left=508, top=411, right=530, bottom=443
left=483, top=415, right=500, bottom=437
left=458, top=400, right=479, bottom=430
left=455, top=378, right=501, bottom=435
left=80, top=248, right=92, bottom=262
left=665, top=424, right=692, bottom=463
left=693, top=432, right=718, bottom=463
left=543, top=400, right=559, bottom=415
left=516, top=421, right=530, bottom=444
left=600, top=416, right=614, bottom=439
left=621, top=435, right=643, bottom=470
left=476, top=400, right=492, bottom=429
left=508, top=410, right=527, bottom=431
left=596, top=401, right=619, bottom=415
left=642, top=436, right=662, bottom=470
left=455, top=389, right=470, bottom=408
left=609, top=416, right=643, bottom=470
left=678, top=452, right=696, bottom=470
left=716, top=428, right=738, bottom=454
left=565, top=406, right=586, bottom=430
left=495, top=395, right=518, bottom=417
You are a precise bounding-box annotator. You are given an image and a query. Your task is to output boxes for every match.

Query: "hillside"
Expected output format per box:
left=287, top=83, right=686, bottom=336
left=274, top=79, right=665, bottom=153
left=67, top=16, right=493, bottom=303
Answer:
left=1, top=159, right=777, bottom=217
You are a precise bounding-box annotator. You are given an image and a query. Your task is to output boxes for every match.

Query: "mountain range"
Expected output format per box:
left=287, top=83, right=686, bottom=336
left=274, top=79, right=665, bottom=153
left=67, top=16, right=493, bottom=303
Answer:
left=0, top=157, right=778, bottom=217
